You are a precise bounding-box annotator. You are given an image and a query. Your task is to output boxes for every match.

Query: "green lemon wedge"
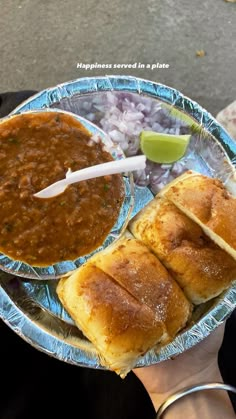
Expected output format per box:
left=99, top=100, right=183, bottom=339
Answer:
left=140, top=131, right=191, bottom=164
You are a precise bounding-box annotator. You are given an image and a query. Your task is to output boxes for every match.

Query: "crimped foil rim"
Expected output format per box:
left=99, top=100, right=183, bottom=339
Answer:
left=1, top=75, right=236, bottom=369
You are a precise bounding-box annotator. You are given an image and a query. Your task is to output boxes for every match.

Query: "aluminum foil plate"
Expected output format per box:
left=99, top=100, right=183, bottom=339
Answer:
left=1, top=75, right=236, bottom=370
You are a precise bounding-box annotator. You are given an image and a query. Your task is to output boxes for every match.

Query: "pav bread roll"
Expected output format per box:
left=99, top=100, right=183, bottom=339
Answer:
left=57, top=263, right=167, bottom=378
left=91, top=233, right=192, bottom=339
left=161, top=170, right=236, bottom=261
left=129, top=196, right=236, bottom=304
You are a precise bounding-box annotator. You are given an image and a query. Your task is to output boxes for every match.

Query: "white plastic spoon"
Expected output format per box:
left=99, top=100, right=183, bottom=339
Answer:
left=34, top=155, right=146, bottom=199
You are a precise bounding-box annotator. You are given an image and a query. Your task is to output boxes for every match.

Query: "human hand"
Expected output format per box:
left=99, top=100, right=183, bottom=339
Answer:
left=133, top=324, right=235, bottom=417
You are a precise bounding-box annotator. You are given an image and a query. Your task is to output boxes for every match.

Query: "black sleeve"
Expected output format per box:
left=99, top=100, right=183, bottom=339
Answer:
left=0, top=90, right=38, bottom=118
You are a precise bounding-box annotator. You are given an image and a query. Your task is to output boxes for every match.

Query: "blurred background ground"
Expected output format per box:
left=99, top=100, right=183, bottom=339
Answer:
left=0, top=0, right=235, bottom=117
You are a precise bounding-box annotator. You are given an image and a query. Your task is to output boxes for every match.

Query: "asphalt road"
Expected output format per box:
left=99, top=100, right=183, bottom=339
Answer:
left=0, top=0, right=236, bottom=116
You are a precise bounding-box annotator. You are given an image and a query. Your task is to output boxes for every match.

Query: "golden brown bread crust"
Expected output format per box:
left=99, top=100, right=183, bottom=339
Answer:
left=163, top=171, right=236, bottom=260
left=91, top=235, right=192, bottom=339
left=57, top=170, right=236, bottom=375
left=129, top=196, right=236, bottom=304
left=57, top=263, right=166, bottom=378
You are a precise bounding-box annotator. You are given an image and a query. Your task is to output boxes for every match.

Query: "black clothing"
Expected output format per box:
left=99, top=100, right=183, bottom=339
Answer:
left=0, top=91, right=235, bottom=418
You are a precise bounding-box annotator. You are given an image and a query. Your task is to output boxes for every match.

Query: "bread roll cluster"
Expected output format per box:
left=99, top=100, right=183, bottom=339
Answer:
left=57, top=170, right=236, bottom=377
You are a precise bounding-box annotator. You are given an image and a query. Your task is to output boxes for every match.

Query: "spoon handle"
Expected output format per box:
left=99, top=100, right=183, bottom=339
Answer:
left=66, top=155, right=146, bottom=184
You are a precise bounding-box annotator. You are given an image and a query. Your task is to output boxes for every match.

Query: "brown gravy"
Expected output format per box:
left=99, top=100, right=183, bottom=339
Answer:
left=0, top=111, right=124, bottom=266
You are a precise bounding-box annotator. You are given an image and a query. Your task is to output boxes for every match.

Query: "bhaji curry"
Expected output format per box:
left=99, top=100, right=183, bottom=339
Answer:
left=0, top=111, right=124, bottom=266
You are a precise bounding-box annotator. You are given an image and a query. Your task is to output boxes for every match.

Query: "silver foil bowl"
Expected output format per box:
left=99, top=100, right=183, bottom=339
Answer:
left=0, top=108, right=134, bottom=280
